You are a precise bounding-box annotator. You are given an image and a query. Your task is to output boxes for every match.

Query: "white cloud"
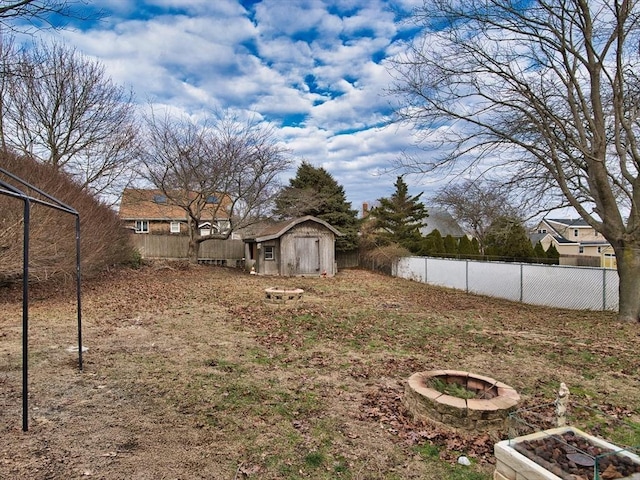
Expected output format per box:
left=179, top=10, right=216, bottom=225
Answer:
left=25, top=0, right=428, bottom=209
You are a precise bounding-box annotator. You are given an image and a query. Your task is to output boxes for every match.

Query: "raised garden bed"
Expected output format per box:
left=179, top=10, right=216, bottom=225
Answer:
left=494, top=426, right=640, bottom=480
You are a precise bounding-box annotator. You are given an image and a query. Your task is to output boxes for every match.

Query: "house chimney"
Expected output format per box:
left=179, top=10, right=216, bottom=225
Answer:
left=362, top=202, right=369, bottom=217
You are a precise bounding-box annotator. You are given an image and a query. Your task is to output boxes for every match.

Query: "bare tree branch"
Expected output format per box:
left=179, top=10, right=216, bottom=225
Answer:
left=139, top=110, right=292, bottom=263
left=0, top=40, right=139, bottom=200
left=431, top=178, right=519, bottom=252
left=0, top=1, right=94, bottom=32
left=389, top=0, right=640, bottom=320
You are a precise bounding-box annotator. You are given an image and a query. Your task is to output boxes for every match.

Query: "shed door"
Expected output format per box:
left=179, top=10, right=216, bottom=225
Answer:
left=295, top=237, right=320, bottom=274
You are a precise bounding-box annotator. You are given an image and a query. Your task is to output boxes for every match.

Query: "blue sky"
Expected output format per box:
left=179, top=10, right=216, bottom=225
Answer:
left=17, top=0, right=435, bottom=213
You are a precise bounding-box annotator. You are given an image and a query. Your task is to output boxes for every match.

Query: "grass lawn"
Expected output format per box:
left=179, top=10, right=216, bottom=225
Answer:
left=0, top=265, right=638, bottom=479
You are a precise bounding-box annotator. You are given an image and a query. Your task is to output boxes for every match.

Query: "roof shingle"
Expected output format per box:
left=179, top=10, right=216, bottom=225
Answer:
left=118, top=188, right=229, bottom=220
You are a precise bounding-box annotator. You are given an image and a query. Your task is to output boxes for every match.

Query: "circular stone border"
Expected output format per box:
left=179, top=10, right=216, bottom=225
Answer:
left=404, top=370, right=520, bottom=432
left=264, top=287, right=304, bottom=304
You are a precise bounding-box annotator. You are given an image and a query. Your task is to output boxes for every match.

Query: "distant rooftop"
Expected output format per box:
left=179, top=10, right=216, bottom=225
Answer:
left=420, top=207, right=466, bottom=237
left=544, top=218, right=590, bottom=227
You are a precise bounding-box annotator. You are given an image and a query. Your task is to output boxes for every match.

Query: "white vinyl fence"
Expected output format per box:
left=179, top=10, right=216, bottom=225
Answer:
left=393, top=257, right=619, bottom=311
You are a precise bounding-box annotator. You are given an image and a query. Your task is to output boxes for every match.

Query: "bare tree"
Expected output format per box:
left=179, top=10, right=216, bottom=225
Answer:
left=0, top=1, right=90, bottom=32
left=0, top=35, right=17, bottom=152
left=432, top=179, right=519, bottom=253
left=390, top=0, right=640, bottom=321
left=0, top=41, right=139, bottom=200
left=139, top=110, right=292, bottom=263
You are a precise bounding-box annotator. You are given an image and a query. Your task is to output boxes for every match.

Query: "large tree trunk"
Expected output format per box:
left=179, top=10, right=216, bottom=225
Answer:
left=187, top=226, right=200, bottom=264
left=615, top=243, right=640, bottom=322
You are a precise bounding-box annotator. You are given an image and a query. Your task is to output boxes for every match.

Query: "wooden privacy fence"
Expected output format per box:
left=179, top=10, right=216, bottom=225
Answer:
left=336, top=250, right=359, bottom=269
left=129, top=234, right=245, bottom=262
left=130, top=235, right=361, bottom=270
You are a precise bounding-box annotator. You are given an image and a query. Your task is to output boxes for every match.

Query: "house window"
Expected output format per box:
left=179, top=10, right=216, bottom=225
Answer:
left=153, top=194, right=167, bottom=204
left=170, top=221, right=181, bottom=233
left=264, top=246, right=275, bottom=261
left=597, top=246, right=601, bottom=253
left=573, top=229, right=579, bottom=237
left=538, top=228, right=547, bottom=234
left=135, top=220, right=149, bottom=233
left=206, top=195, right=219, bottom=204
left=579, top=246, right=584, bottom=254
left=199, top=222, right=223, bottom=236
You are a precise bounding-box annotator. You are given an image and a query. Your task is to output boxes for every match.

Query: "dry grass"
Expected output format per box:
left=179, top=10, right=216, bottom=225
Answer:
left=0, top=265, right=638, bottom=479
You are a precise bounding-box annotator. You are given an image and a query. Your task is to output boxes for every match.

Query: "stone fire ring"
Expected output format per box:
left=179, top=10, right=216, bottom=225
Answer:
left=264, top=287, right=304, bottom=304
left=404, top=370, right=520, bottom=432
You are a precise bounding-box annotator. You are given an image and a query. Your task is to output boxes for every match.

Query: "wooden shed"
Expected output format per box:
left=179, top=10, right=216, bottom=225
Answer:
left=243, top=216, right=343, bottom=277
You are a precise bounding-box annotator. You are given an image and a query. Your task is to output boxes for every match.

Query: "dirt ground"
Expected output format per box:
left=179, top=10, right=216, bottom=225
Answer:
left=0, top=265, right=638, bottom=479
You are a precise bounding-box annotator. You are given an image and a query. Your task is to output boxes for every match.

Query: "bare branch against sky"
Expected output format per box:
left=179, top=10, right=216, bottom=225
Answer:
left=0, top=1, right=93, bottom=32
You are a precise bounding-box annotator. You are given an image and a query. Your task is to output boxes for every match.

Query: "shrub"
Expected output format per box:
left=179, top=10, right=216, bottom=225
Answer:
left=360, top=243, right=411, bottom=275
left=0, top=152, right=134, bottom=284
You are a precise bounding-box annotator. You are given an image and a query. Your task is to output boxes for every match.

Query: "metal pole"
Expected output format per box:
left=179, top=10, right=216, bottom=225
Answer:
left=424, top=257, right=428, bottom=283
left=602, top=267, right=606, bottom=311
left=520, top=263, right=524, bottom=303
left=0, top=171, right=83, bottom=431
left=75, top=215, right=83, bottom=371
left=22, top=199, right=30, bottom=432
left=465, top=259, right=469, bottom=293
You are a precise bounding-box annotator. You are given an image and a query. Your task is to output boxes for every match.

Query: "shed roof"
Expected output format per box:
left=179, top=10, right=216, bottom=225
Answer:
left=243, top=216, right=343, bottom=242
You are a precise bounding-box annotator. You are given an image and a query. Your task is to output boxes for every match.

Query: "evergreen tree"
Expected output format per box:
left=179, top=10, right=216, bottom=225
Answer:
left=546, top=244, right=560, bottom=262
left=533, top=241, right=546, bottom=259
left=471, top=237, right=481, bottom=256
left=443, top=234, right=457, bottom=257
left=370, top=176, right=429, bottom=254
left=424, top=229, right=445, bottom=256
left=274, top=162, right=360, bottom=251
left=484, top=216, right=535, bottom=261
left=457, top=235, right=474, bottom=258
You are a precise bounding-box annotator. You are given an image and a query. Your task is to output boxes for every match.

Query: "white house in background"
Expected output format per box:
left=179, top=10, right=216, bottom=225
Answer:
left=535, top=217, right=615, bottom=268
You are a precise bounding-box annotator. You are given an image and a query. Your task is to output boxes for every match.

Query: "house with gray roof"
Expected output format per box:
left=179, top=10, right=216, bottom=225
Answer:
left=534, top=217, right=614, bottom=267
left=419, top=207, right=466, bottom=238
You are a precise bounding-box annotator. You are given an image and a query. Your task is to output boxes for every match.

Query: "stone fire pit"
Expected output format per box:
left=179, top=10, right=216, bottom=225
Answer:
left=404, top=370, right=520, bottom=432
left=264, top=287, right=304, bottom=304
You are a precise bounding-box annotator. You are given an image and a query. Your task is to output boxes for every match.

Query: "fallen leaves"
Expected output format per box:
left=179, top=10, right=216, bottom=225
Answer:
left=358, top=383, right=496, bottom=465
left=234, top=462, right=261, bottom=479
left=1, top=265, right=637, bottom=480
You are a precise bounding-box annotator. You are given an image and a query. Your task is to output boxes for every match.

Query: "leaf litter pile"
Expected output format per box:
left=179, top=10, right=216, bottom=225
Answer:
left=0, top=265, right=638, bottom=479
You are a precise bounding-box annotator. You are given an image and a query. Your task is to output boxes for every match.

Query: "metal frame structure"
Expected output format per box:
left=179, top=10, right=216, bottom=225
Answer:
left=0, top=167, right=83, bottom=432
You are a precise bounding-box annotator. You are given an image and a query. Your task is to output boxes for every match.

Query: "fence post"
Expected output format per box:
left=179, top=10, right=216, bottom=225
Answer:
left=424, top=257, right=428, bottom=284
left=466, top=259, right=469, bottom=293
left=520, top=263, right=524, bottom=303
left=602, top=268, right=606, bottom=311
